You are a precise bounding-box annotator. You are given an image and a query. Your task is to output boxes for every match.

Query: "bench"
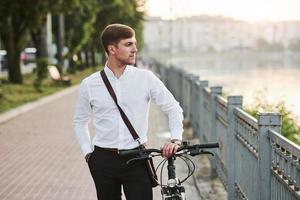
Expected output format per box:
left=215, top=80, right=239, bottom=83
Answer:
left=48, top=65, right=71, bottom=85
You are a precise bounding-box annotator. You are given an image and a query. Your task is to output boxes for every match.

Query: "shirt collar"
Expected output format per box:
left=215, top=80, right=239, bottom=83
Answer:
left=104, top=65, right=131, bottom=79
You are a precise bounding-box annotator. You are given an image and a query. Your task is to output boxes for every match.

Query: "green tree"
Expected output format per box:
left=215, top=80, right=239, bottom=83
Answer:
left=0, top=0, right=145, bottom=84
left=64, top=0, right=145, bottom=69
left=29, top=2, right=55, bottom=88
left=88, top=0, right=145, bottom=65
left=64, top=0, right=99, bottom=71
left=0, top=0, right=56, bottom=84
left=0, top=0, right=79, bottom=84
left=29, top=0, right=80, bottom=86
left=0, top=1, right=31, bottom=83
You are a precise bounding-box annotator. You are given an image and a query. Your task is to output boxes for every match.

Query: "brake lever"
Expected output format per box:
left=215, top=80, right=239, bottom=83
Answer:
left=190, top=150, right=214, bottom=157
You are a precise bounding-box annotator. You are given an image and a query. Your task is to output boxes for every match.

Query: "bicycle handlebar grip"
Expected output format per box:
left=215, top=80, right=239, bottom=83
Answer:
left=119, top=148, right=162, bottom=156
left=178, top=142, right=219, bottom=151
left=198, top=142, right=219, bottom=148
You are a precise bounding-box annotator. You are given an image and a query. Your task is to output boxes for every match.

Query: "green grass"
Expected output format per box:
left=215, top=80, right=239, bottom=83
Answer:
left=0, top=66, right=102, bottom=113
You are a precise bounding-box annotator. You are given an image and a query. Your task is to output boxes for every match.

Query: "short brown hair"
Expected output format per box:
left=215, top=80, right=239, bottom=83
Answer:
left=101, top=24, right=135, bottom=54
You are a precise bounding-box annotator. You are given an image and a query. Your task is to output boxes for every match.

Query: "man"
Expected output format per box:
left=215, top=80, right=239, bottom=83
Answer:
left=73, top=24, right=183, bottom=200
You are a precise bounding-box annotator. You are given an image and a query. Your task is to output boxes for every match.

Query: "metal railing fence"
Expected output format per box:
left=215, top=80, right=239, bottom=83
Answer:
left=151, top=63, right=300, bottom=200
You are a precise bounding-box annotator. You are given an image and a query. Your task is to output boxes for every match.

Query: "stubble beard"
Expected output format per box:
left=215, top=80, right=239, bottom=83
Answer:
left=122, top=56, right=136, bottom=66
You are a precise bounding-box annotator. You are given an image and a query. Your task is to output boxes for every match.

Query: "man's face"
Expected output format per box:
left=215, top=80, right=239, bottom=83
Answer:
left=111, top=36, right=138, bottom=66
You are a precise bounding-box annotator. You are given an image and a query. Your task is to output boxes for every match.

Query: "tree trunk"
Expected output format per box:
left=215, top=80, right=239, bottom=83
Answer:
left=77, top=51, right=84, bottom=70
left=84, top=50, right=90, bottom=67
left=31, top=26, right=48, bottom=58
left=67, top=50, right=77, bottom=73
left=91, top=47, right=96, bottom=67
left=31, top=23, right=49, bottom=89
left=55, top=14, right=65, bottom=73
left=78, top=51, right=83, bottom=63
left=101, top=49, right=107, bottom=65
left=68, top=55, right=76, bottom=73
left=1, top=20, right=23, bottom=83
left=7, top=49, right=22, bottom=83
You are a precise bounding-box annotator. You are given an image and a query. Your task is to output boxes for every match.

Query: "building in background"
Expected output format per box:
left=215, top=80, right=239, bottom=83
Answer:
left=143, top=16, right=300, bottom=54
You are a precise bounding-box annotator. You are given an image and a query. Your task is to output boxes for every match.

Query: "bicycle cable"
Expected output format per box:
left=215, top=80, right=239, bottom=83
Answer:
left=159, top=158, right=168, bottom=187
left=177, top=155, right=196, bottom=184
left=155, top=153, right=197, bottom=187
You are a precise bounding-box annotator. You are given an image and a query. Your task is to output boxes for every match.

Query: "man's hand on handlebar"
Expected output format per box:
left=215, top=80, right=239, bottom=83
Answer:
left=161, top=140, right=181, bottom=158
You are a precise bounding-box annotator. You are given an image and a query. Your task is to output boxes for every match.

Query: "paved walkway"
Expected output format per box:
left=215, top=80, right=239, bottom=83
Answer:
left=0, top=87, right=96, bottom=200
left=0, top=86, right=226, bottom=200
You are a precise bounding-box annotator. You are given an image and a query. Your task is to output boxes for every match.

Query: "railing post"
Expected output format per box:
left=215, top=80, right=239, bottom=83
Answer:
left=158, top=63, right=163, bottom=79
left=161, top=65, right=167, bottom=85
left=167, top=67, right=172, bottom=93
left=191, top=75, right=200, bottom=133
left=194, top=81, right=200, bottom=137
left=188, top=74, right=195, bottom=124
left=227, top=96, right=243, bottom=200
left=210, top=86, right=222, bottom=177
left=174, top=68, right=179, bottom=100
left=258, top=113, right=281, bottom=200
left=184, top=74, right=193, bottom=124
left=182, top=73, right=186, bottom=119
left=165, top=67, right=170, bottom=87
left=178, top=69, right=185, bottom=106
left=198, top=80, right=209, bottom=142
left=182, top=73, right=190, bottom=121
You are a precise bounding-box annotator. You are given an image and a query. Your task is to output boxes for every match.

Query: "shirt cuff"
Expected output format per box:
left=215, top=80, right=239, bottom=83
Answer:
left=81, top=143, right=93, bottom=156
left=170, top=129, right=183, bottom=141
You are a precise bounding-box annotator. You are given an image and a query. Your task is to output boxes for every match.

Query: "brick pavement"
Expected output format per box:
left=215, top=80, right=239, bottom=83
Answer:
left=0, top=87, right=225, bottom=200
left=0, top=87, right=178, bottom=200
left=0, top=88, right=96, bottom=200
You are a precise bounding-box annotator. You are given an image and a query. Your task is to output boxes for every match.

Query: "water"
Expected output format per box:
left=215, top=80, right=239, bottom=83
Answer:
left=152, top=51, right=300, bottom=123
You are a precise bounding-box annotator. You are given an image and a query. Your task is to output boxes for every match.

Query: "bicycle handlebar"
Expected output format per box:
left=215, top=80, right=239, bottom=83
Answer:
left=119, top=148, right=161, bottom=156
left=178, top=142, right=219, bottom=151
left=119, top=142, right=219, bottom=156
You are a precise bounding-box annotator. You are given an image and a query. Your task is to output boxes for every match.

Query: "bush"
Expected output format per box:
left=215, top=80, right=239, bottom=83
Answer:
left=34, top=57, right=49, bottom=91
left=245, top=93, right=300, bottom=144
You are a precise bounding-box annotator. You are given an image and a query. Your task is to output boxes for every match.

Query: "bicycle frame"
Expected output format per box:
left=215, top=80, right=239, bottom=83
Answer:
left=119, top=141, right=219, bottom=200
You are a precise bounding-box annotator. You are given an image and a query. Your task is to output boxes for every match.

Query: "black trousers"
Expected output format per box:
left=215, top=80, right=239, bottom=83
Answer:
left=88, top=146, right=153, bottom=200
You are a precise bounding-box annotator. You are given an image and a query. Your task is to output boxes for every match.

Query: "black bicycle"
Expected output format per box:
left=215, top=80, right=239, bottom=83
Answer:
left=119, top=141, right=219, bottom=200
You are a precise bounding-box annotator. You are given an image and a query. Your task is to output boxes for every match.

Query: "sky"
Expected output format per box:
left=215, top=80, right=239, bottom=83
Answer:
left=145, top=0, right=300, bottom=22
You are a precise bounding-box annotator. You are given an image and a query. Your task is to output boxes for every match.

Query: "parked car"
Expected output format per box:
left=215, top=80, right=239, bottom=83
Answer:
left=21, top=47, right=36, bottom=65
left=0, top=50, right=8, bottom=71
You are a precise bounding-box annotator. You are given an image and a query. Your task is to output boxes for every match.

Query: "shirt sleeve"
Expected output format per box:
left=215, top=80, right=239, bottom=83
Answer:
left=148, top=71, right=184, bottom=140
left=73, top=81, right=93, bottom=156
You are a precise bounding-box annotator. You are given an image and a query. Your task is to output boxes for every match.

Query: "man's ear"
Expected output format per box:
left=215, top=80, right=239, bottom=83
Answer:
left=107, top=45, right=116, bottom=55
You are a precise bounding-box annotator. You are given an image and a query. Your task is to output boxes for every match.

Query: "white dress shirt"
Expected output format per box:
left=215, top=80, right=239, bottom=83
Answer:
left=73, top=65, right=183, bottom=156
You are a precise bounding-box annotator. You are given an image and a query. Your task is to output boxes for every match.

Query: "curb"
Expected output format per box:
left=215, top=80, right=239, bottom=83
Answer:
left=0, top=85, right=79, bottom=124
